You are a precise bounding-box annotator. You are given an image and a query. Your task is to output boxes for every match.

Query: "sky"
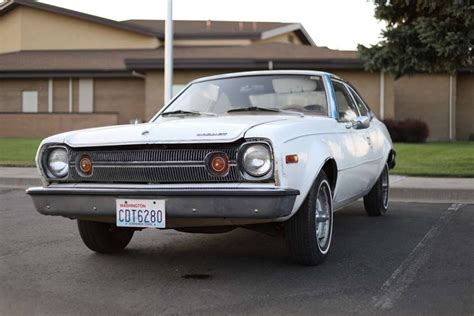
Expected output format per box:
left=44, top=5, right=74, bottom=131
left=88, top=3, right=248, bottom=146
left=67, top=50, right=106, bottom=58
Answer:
left=38, top=0, right=385, bottom=51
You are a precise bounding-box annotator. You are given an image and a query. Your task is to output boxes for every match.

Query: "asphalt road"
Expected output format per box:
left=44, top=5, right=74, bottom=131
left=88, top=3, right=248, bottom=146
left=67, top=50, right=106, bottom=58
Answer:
left=1, top=187, right=473, bottom=315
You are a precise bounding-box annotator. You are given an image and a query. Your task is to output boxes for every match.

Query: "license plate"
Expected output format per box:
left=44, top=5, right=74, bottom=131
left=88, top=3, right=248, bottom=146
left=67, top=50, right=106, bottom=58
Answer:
left=116, top=199, right=165, bottom=228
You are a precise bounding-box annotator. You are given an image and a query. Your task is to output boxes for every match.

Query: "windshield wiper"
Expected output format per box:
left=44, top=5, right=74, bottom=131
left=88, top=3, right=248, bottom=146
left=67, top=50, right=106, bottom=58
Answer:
left=227, top=106, right=281, bottom=113
left=161, top=110, right=217, bottom=117
left=227, top=106, right=304, bottom=117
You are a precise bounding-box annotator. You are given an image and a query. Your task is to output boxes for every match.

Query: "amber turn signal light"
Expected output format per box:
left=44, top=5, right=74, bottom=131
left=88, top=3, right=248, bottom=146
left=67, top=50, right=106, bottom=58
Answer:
left=79, top=155, right=93, bottom=175
left=209, top=153, right=229, bottom=175
left=285, top=154, right=299, bottom=164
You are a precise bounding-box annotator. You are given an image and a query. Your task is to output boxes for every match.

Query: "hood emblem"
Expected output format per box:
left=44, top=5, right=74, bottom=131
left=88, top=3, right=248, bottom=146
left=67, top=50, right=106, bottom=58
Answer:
left=197, top=132, right=228, bottom=137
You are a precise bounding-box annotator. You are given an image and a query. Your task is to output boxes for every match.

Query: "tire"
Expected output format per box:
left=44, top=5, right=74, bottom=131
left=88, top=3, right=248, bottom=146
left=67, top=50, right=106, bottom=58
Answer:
left=77, top=220, right=134, bottom=253
left=285, top=171, right=333, bottom=266
left=364, top=163, right=389, bottom=216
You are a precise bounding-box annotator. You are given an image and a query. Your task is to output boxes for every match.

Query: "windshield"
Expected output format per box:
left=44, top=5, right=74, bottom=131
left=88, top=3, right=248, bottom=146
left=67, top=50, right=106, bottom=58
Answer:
left=157, top=75, right=328, bottom=118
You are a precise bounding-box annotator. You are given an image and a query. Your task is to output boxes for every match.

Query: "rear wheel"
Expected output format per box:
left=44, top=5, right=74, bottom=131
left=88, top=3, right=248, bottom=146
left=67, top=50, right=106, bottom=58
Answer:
left=364, top=163, right=389, bottom=216
left=77, top=220, right=134, bottom=253
left=285, top=171, right=333, bottom=266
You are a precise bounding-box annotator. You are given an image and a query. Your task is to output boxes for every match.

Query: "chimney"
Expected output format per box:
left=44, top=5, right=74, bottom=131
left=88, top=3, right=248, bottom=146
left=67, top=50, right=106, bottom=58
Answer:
left=206, top=19, right=211, bottom=30
left=239, top=21, right=243, bottom=31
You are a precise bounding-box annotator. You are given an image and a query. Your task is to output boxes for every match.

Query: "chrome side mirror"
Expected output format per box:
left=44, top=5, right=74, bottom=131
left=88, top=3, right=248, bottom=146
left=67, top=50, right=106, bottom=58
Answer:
left=346, top=116, right=370, bottom=129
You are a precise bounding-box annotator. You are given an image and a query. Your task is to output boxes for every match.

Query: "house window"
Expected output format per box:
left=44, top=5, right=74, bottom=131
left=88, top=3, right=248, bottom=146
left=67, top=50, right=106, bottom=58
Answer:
left=22, top=91, right=38, bottom=112
left=78, top=78, right=94, bottom=112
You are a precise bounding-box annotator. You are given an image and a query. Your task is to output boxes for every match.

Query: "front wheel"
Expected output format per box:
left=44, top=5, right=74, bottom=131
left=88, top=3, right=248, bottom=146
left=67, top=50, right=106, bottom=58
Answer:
left=77, top=220, right=134, bottom=253
left=285, top=171, right=333, bottom=266
left=364, top=163, right=389, bottom=216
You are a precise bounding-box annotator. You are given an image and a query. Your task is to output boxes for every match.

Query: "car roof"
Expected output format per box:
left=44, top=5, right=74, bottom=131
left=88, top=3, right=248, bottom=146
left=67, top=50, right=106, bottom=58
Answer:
left=189, top=70, right=341, bottom=84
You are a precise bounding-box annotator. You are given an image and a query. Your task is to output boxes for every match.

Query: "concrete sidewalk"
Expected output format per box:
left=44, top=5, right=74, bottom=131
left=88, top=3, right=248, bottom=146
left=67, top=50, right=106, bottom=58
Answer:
left=0, top=167, right=42, bottom=188
left=390, top=175, right=474, bottom=204
left=1, top=167, right=473, bottom=204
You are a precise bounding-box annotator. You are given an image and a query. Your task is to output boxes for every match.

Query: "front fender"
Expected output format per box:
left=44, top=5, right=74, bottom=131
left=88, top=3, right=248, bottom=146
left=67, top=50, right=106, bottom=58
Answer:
left=276, top=135, right=336, bottom=219
left=374, top=118, right=395, bottom=172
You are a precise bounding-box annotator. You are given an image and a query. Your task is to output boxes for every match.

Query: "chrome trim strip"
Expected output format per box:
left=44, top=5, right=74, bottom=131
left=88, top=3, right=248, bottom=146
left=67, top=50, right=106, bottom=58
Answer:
left=323, top=74, right=339, bottom=120
left=88, top=163, right=237, bottom=168
left=26, top=186, right=299, bottom=196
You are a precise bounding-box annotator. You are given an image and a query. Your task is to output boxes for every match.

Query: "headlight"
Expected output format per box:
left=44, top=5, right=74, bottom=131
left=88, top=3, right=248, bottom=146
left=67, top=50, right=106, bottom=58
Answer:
left=47, top=148, right=69, bottom=178
left=241, top=143, right=272, bottom=177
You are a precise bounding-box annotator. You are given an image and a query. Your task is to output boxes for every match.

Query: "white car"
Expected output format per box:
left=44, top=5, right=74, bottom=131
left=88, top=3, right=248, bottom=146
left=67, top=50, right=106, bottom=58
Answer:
left=27, top=70, right=395, bottom=265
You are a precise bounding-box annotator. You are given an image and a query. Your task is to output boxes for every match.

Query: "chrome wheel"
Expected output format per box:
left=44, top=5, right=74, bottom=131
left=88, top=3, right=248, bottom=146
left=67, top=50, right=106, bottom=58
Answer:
left=286, top=171, right=333, bottom=265
left=381, top=164, right=389, bottom=209
left=364, top=163, right=390, bottom=216
left=315, top=180, right=332, bottom=253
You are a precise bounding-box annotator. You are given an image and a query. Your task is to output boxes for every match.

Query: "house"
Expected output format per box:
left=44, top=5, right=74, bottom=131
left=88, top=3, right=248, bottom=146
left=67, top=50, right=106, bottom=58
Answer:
left=0, top=0, right=472, bottom=140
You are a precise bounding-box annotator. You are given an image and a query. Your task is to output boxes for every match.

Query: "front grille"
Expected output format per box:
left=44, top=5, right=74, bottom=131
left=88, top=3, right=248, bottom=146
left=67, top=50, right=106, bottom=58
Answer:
left=67, top=144, right=247, bottom=183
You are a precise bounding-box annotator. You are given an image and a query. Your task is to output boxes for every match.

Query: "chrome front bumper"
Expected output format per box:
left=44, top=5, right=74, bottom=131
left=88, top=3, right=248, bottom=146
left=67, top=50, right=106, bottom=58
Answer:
left=26, top=185, right=299, bottom=221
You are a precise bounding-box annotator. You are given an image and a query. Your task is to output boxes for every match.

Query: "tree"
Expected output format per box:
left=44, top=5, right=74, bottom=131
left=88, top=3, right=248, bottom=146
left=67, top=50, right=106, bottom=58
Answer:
left=358, top=0, right=473, bottom=78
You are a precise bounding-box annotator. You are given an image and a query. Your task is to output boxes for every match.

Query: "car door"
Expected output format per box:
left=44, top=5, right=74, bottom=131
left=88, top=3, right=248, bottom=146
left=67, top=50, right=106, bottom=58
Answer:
left=331, top=80, right=369, bottom=202
left=347, top=85, right=384, bottom=190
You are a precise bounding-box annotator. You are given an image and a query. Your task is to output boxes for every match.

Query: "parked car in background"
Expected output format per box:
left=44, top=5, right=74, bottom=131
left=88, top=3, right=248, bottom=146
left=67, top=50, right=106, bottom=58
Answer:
left=27, top=70, right=395, bottom=265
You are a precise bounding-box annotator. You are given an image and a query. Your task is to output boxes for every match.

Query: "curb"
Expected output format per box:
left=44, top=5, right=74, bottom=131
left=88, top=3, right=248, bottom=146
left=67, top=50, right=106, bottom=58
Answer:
left=0, top=177, right=42, bottom=188
left=389, top=187, right=474, bottom=204
left=1, top=177, right=473, bottom=204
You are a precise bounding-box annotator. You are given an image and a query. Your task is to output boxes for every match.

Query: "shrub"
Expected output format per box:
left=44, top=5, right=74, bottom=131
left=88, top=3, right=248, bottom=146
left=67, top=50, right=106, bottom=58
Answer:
left=382, top=119, right=429, bottom=143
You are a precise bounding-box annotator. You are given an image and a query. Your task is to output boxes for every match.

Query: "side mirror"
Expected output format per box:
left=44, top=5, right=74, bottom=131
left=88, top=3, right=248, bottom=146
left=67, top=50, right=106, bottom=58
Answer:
left=346, top=116, right=370, bottom=129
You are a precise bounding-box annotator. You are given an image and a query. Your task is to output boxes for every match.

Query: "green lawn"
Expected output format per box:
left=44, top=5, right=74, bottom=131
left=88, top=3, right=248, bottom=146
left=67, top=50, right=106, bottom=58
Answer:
left=392, top=141, right=474, bottom=177
left=0, top=138, right=42, bottom=167
left=0, top=138, right=473, bottom=177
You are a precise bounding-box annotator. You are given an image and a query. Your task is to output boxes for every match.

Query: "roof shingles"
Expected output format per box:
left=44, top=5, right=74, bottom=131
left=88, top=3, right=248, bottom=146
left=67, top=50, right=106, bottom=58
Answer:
left=122, top=20, right=291, bottom=39
left=0, top=43, right=360, bottom=75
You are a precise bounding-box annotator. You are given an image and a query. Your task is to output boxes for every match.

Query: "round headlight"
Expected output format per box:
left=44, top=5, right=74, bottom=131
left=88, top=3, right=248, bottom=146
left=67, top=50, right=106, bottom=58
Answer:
left=47, top=148, right=69, bottom=178
left=241, top=144, right=272, bottom=177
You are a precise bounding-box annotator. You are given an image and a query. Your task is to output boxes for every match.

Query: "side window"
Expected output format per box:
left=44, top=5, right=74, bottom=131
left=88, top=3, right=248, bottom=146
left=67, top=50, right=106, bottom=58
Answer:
left=332, top=80, right=359, bottom=122
left=348, top=86, right=369, bottom=117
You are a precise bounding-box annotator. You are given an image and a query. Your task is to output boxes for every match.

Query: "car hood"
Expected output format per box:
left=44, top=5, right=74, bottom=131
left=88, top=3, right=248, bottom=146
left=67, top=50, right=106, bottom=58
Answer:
left=61, top=115, right=297, bottom=147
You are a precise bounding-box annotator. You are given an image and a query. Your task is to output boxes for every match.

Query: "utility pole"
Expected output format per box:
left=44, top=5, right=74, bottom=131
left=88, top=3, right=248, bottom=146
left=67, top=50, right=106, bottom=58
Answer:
left=164, top=0, right=173, bottom=104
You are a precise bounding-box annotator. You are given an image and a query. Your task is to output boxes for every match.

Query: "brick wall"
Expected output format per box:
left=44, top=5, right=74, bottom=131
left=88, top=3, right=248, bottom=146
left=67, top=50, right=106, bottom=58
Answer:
left=0, top=77, right=145, bottom=125
left=94, top=78, right=145, bottom=124
left=456, top=74, right=474, bottom=140
left=0, top=113, right=118, bottom=137
left=1, top=72, right=472, bottom=140
left=394, top=74, right=450, bottom=140
left=0, top=79, right=49, bottom=112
